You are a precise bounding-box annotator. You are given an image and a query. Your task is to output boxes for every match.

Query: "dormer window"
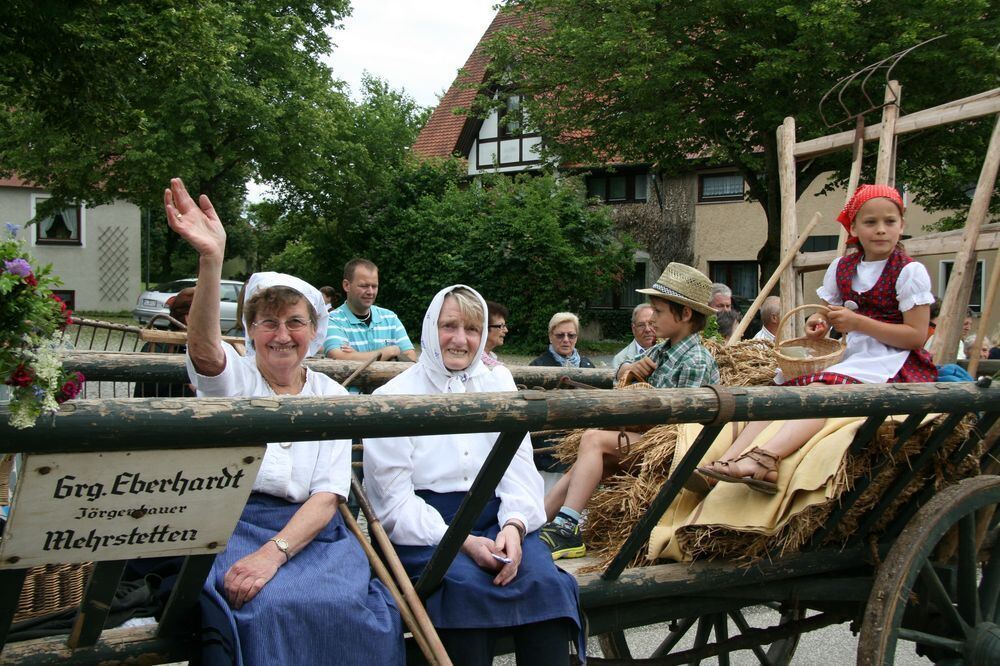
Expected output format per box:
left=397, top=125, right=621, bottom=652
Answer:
left=498, top=95, right=522, bottom=139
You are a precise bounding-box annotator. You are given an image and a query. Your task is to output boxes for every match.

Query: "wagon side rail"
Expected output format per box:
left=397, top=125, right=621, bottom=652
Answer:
left=0, top=382, right=998, bottom=664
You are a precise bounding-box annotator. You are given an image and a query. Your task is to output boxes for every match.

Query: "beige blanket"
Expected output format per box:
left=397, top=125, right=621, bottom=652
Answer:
left=649, top=416, right=882, bottom=561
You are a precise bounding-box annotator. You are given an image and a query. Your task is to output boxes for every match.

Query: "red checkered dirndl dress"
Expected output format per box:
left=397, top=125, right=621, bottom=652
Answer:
left=782, top=246, right=937, bottom=387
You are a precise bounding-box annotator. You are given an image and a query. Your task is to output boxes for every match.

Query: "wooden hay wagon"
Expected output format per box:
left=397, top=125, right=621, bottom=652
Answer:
left=0, top=355, right=998, bottom=665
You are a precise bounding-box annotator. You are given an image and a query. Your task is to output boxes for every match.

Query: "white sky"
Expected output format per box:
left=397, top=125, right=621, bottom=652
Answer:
left=327, top=0, right=500, bottom=107
left=248, top=1, right=498, bottom=201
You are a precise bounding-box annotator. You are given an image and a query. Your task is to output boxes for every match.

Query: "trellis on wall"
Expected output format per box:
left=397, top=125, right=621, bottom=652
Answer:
left=98, top=225, right=130, bottom=303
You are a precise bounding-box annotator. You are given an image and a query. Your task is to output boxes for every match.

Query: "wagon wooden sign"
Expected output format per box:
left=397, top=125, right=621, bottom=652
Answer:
left=0, top=447, right=263, bottom=568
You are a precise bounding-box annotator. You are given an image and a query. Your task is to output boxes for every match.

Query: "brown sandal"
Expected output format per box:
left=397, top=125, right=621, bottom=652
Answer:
left=697, top=448, right=780, bottom=495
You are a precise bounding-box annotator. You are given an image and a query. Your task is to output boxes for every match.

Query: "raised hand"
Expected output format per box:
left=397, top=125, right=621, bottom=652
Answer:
left=164, top=177, right=226, bottom=261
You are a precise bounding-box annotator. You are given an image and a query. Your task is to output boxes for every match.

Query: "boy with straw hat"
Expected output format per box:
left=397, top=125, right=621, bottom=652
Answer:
left=540, top=263, right=720, bottom=559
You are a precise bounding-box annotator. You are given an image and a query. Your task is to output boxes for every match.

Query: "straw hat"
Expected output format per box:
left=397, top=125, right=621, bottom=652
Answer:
left=636, top=263, right=717, bottom=315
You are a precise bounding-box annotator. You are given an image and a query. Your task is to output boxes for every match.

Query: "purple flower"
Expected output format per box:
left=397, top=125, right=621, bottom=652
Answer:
left=5, top=223, right=19, bottom=238
left=4, top=258, right=31, bottom=277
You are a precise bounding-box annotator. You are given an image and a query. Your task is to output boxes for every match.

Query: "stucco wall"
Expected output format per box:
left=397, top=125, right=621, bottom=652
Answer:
left=0, top=186, right=141, bottom=312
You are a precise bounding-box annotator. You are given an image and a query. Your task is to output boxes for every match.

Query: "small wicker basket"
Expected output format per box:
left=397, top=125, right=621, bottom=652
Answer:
left=1, top=454, right=94, bottom=624
left=774, top=304, right=846, bottom=380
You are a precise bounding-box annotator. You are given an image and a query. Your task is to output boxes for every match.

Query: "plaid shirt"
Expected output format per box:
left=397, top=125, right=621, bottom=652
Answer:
left=635, top=334, right=719, bottom=388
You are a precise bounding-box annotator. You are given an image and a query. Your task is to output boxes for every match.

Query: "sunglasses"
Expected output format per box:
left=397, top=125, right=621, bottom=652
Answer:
left=553, top=332, right=577, bottom=340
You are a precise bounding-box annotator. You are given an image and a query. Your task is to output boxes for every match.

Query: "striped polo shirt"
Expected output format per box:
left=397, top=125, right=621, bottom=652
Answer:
left=322, top=302, right=414, bottom=362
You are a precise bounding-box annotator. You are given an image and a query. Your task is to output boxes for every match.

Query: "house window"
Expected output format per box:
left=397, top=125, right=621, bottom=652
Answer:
left=940, top=260, right=984, bottom=313
left=801, top=235, right=839, bottom=253
left=585, top=172, right=648, bottom=204
left=591, top=261, right=647, bottom=309
left=709, top=261, right=759, bottom=305
left=698, top=172, right=744, bottom=203
left=34, top=196, right=83, bottom=245
left=498, top=95, right=522, bottom=139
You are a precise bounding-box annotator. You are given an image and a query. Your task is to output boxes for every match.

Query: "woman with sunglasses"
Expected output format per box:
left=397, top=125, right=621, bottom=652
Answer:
left=528, top=312, right=595, bottom=368
left=164, top=178, right=403, bottom=665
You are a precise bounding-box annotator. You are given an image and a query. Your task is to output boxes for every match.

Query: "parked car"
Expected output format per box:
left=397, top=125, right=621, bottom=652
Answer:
left=133, top=278, right=244, bottom=333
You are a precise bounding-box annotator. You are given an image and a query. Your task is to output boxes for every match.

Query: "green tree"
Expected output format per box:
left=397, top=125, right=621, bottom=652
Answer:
left=0, top=0, right=352, bottom=277
left=484, top=0, right=999, bottom=284
left=367, top=170, right=636, bottom=349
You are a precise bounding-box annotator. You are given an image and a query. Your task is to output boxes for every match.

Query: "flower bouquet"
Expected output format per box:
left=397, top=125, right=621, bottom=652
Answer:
left=1, top=223, right=84, bottom=428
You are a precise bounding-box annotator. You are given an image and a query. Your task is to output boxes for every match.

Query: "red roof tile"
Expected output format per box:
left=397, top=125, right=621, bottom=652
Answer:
left=0, top=175, right=33, bottom=188
left=412, top=9, right=527, bottom=159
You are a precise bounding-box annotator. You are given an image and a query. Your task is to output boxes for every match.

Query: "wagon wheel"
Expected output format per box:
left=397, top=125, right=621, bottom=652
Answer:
left=858, top=475, right=1000, bottom=665
left=598, top=604, right=804, bottom=664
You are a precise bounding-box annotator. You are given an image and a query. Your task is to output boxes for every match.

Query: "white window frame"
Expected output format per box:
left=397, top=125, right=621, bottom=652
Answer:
left=30, top=193, right=86, bottom=247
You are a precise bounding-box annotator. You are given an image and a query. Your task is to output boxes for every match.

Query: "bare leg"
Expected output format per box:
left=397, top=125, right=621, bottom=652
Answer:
left=718, top=421, right=771, bottom=463
left=720, top=418, right=827, bottom=481
left=560, top=429, right=638, bottom=514
left=544, top=469, right=572, bottom=521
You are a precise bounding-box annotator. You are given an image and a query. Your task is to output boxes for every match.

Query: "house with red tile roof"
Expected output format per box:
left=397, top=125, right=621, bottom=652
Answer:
left=413, top=10, right=987, bottom=330
left=0, top=176, right=141, bottom=312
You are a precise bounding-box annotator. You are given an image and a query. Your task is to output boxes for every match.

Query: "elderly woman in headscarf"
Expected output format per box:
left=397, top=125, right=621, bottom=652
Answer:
left=164, top=178, right=403, bottom=666
left=364, top=285, right=584, bottom=665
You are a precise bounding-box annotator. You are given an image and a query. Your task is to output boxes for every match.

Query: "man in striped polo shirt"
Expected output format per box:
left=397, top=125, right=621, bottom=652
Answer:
left=323, top=259, right=417, bottom=374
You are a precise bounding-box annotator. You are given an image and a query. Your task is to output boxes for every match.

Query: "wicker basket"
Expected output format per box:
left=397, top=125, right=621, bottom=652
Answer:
left=1, top=454, right=94, bottom=624
left=774, top=304, right=846, bottom=380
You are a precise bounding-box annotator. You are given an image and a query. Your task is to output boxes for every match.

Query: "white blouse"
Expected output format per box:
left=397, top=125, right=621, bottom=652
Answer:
left=363, top=364, right=546, bottom=546
left=781, top=256, right=934, bottom=384
left=186, top=342, right=352, bottom=503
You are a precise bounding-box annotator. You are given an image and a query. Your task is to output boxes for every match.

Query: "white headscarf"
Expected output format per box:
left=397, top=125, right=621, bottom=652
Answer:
left=417, top=284, right=490, bottom=394
left=242, top=271, right=328, bottom=358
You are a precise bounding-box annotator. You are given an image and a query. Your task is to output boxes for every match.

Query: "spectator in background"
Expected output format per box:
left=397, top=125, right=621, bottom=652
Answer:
left=319, top=286, right=337, bottom=313
left=323, top=259, right=417, bottom=371
left=924, top=305, right=972, bottom=360
left=715, top=309, right=741, bottom=340
left=751, top=296, right=782, bottom=343
left=965, top=334, right=991, bottom=360
left=529, top=313, right=595, bottom=368
left=482, top=300, right=509, bottom=368
left=612, top=304, right=657, bottom=371
left=709, top=283, right=733, bottom=312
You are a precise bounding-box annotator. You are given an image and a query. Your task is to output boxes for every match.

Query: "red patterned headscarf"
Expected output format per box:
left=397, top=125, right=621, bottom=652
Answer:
left=836, top=184, right=905, bottom=244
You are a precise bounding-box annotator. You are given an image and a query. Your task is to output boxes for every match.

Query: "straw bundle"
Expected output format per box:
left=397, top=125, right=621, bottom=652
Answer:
left=675, top=415, right=979, bottom=564
left=551, top=341, right=778, bottom=571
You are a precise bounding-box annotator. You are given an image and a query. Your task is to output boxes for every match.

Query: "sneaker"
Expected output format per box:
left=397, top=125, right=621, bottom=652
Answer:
left=539, top=521, right=586, bottom=560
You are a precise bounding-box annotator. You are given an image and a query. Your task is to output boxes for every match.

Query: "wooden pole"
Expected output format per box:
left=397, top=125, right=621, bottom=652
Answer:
left=875, top=80, right=901, bottom=186
left=777, top=117, right=799, bottom=333
left=966, top=245, right=1000, bottom=378
left=932, top=114, right=1000, bottom=364
left=348, top=475, right=451, bottom=665
left=338, top=503, right=449, bottom=665
left=837, top=116, right=868, bottom=254
left=727, top=212, right=822, bottom=344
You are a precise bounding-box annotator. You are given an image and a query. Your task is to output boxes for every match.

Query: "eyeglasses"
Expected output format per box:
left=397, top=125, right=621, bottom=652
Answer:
left=633, top=321, right=656, bottom=330
left=252, top=317, right=311, bottom=333
left=489, top=323, right=509, bottom=330
left=553, top=332, right=577, bottom=340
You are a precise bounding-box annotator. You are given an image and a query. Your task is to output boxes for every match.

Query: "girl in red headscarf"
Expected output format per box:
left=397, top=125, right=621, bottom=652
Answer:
left=697, top=184, right=936, bottom=493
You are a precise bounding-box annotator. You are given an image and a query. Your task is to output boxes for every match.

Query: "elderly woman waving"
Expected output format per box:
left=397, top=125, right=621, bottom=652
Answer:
left=364, top=285, right=584, bottom=665
left=164, top=179, right=403, bottom=665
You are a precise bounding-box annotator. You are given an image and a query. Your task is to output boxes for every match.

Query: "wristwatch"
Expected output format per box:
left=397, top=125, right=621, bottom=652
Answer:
left=270, top=536, right=290, bottom=561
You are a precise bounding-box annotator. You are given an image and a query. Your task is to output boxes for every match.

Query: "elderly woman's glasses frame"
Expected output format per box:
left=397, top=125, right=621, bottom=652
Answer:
left=488, top=323, right=509, bottom=330
left=553, top=332, right=577, bottom=340
left=252, top=317, right=311, bottom=333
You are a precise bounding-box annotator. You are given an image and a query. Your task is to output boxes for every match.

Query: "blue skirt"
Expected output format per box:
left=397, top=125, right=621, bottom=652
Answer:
left=395, top=491, right=584, bottom=655
left=200, top=493, right=404, bottom=666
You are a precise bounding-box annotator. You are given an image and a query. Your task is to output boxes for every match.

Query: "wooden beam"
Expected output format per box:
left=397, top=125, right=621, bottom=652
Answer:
left=875, top=81, right=901, bottom=186
left=59, top=353, right=617, bottom=391
left=2, top=383, right=998, bottom=454
left=778, top=117, right=799, bottom=333
left=932, top=114, right=1000, bottom=364
left=794, top=223, right=1000, bottom=271
left=794, top=87, right=1000, bottom=160
left=68, top=561, right=127, bottom=649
